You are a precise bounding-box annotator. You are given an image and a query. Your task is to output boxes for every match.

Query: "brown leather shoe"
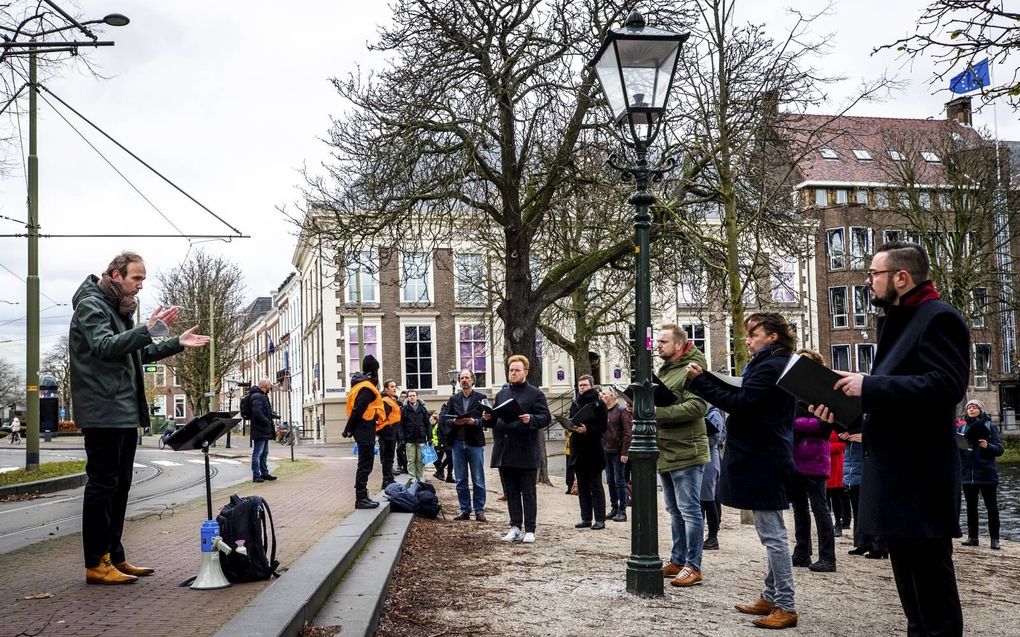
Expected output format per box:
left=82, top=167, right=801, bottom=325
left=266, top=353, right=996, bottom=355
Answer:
left=114, top=561, right=154, bottom=576
left=670, top=565, right=703, bottom=587
left=662, top=561, right=683, bottom=578
left=86, top=555, right=137, bottom=585
left=752, top=608, right=798, bottom=629
left=735, top=596, right=777, bottom=616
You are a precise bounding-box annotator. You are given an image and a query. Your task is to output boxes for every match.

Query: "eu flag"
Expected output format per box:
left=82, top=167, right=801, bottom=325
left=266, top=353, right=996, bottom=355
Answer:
left=949, top=59, right=990, bottom=94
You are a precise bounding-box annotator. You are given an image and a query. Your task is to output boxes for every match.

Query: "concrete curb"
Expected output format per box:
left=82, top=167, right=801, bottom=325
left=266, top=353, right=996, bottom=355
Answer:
left=0, top=472, right=87, bottom=498
left=213, top=487, right=405, bottom=637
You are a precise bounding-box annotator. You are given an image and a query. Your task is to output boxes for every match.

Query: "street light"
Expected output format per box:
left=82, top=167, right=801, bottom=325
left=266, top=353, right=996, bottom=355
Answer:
left=447, top=367, right=459, bottom=396
left=0, top=5, right=129, bottom=471
left=588, top=7, right=689, bottom=598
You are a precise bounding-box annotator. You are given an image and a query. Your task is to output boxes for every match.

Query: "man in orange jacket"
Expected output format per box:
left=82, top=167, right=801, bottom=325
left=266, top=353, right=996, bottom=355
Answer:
left=378, top=379, right=402, bottom=489
left=345, top=355, right=383, bottom=509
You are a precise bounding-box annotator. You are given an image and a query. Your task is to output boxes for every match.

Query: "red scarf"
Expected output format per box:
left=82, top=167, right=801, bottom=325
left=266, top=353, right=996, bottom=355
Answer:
left=900, top=281, right=940, bottom=308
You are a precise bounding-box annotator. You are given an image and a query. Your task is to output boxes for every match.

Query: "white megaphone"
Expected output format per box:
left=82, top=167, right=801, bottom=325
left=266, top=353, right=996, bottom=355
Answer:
left=191, top=520, right=232, bottom=590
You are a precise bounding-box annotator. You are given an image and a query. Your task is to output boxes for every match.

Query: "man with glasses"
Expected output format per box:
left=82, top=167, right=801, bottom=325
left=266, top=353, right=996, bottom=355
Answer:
left=443, top=369, right=488, bottom=521
left=812, top=241, right=969, bottom=636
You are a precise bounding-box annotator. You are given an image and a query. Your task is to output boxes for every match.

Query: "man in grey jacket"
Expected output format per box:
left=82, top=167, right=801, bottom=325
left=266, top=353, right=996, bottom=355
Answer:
left=70, top=251, right=209, bottom=585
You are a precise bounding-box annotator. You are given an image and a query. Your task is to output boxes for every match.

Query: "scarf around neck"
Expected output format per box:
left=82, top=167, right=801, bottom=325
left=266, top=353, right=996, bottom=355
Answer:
left=97, top=273, right=138, bottom=318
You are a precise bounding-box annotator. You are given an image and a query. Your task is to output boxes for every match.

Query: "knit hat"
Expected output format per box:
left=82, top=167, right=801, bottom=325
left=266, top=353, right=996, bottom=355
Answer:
left=362, top=354, right=380, bottom=376
left=965, top=399, right=985, bottom=412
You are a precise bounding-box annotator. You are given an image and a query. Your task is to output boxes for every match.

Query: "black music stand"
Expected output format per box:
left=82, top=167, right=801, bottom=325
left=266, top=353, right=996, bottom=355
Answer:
left=166, top=411, right=240, bottom=520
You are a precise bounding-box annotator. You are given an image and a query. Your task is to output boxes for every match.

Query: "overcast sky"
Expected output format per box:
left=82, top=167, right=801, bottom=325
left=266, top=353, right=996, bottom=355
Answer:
left=0, top=0, right=1017, bottom=373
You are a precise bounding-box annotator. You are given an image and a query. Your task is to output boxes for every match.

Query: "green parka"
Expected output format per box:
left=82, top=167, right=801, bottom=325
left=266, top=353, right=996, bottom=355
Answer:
left=69, top=276, right=184, bottom=429
left=655, top=344, right=710, bottom=472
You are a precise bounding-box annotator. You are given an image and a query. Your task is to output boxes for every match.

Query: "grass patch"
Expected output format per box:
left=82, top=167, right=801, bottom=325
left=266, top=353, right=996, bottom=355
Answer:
left=0, top=460, right=86, bottom=487
left=270, top=459, right=315, bottom=478
left=999, top=434, right=1020, bottom=464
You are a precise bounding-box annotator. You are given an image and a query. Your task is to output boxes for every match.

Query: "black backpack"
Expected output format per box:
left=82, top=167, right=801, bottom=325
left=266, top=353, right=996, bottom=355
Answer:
left=239, top=393, right=253, bottom=420
left=215, top=494, right=279, bottom=582
left=384, top=480, right=442, bottom=519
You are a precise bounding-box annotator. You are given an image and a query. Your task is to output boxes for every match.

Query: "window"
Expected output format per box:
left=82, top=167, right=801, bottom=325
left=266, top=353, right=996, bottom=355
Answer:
left=922, top=151, right=940, bottom=163
left=771, top=257, right=798, bottom=303
left=973, top=343, right=992, bottom=388
left=938, top=192, right=950, bottom=209
left=831, top=345, right=851, bottom=371
left=400, top=252, right=432, bottom=303
left=682, top=323, right=707, bottom=355
left=348, top=325, right=379, bottom=379
left=148, top=366, right=166, bottom=388
left=815, top=188, right=828, bottom=206
left=345, top=251, right=378, bottom=304
left=458, top=324, right=488, bottom=387
left=849, top=227, right=873, bottom=269
left=919, top=192, right=931, bottom=209
left=455, top=253, right=485, bottom=306
left=876, top=191, right=889, bottom=208
left=678, top=270, right=707, bottom=305
left=856, top=344, right=876, bottom=374
left=888, top=150, right=905, bottom=161
left=174, top=395, right=186, bottom=419
left=883, top=229, right=901, bottom=244
left=829, top=286, right=849, bottom=328
left=853, top=285, right=871, bottom=328
left=154, top=395, right=167, bottom=417
left=898, top=191, right=910, bottom=208
left=835, top=189, right=849, bottom=204
left=826, top=228, right=845, bottom=270
left=820, top=148, right=838, bottom=159
left=403, top=325, right=434, bottom=389
left=971, top=288, right=988, bottom=328
left=855, top=189, right=868, bottom=205
left=852, top=149, right=872, bottom=161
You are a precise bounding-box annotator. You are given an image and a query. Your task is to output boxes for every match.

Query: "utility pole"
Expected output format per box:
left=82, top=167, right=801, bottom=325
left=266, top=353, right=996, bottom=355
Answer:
left=25, top=46, right=40, bottom=471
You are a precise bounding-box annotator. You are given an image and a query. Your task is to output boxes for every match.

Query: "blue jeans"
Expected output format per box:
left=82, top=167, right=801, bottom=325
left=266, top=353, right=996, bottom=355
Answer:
left=251, top=439, right=270, bottom=478
left=451, top=440, right=486, bottom=513
left=605, top=452, right=627, bottom=511
left=754, top=510, right=796, bottom=612
left=660, top=465, right=705, bottom=571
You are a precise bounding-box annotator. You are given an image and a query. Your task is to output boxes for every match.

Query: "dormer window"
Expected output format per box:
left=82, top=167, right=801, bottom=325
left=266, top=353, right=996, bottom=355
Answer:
left=819, top=148, right=838, bottom=159
left=888, top=150, right=905, bottom=161
left=852, top=149, right=872, bottom=161
left=922, top=151, right=940, bottom=163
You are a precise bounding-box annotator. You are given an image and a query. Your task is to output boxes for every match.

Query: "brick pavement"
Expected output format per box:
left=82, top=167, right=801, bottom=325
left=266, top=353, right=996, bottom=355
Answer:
left=2, top=451, right=374, bottom=637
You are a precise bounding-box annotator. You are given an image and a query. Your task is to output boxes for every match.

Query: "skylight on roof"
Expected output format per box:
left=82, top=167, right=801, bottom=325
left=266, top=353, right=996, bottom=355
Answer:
left=852, top=149, right=872, bottom=161
left=819, top=148, right=838, bottom=159
left=888, top=150, right=905, bottom=161
left=922, top=151, right=941, bottom=163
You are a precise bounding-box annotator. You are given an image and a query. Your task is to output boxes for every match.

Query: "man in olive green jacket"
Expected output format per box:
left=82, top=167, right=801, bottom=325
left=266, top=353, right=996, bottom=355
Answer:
left=655, top=323, right=710, bottom=588
left=70, top=252, right=209, bottom=585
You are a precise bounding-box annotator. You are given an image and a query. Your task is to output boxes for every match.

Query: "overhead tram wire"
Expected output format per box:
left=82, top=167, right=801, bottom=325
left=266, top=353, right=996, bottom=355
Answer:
left=0, top=261, right=66, bottom=307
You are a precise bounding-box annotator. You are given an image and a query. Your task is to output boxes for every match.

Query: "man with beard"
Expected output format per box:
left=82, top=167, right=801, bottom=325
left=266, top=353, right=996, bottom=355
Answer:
left=71, top=251, right=210, bottom=584
left=811, top=242, right=969, bottom=636
left=344, top=355, right=383, bottom=509
left=443, top=369, right=489, bottom=521
left=569, top=375, right=609, bottom=529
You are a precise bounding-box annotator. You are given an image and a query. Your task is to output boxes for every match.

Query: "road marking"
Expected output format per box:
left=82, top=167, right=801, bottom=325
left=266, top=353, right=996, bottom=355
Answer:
left=186, top=459, right=222, bottom=465
left=151, top=460, right=182, bottom=467
left=133, top=463, right=146, bottom=469
left=213, top=458, right=240, bottom=465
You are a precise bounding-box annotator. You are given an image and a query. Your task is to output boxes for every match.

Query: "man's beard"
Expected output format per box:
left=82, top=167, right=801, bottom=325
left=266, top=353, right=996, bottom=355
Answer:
left=870, top=285, right=898, bottom=309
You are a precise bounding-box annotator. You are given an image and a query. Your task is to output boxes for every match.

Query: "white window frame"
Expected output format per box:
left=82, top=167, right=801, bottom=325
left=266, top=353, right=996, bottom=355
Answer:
left=854, top=189, right=868, bottom=205
left=456, top=322, right=489, bottom=388
left=919, top=192, right=932, bottom=209
left=888, top=150, right=905, bottom=161
left=835, top=189, right=849, bottom=204
left=401, top=320, right=436, bottom=390
left=820, top=148, right=838, bottom=159
left=922, top=151, right=940, bottom=163
left=771, top=256, right=798, bottom=303
left=971, top=288, right=988, bottom=328
left=154, top=395, right=167, bottom=417
left=883, top=229, right=901, bottom=244
left=829, top=286, right=849, bottom=329
left=855, top=344, right=876, bottom=374
left=454, top=252, right=486, bottom=307
left=876, top=191, right=889, bottom=208
left=831, top=344, right=851, bottom=372
left=826, top=228, right=846, bottom=270
left=400, top=251, right=433, bottom=304
left=973, top=343, right=992, bottom=389
left=815, top=188, right=828, bottom=206
left=852, top=149, right=872, bottom=161
left=852, top=285, right=871, bottom=328
left=174, top=395, right=186, bottom=419
left=681, top=322, right=708, bottom=367
left=347, top=320, right=383, bottom=383
left=345, top=250, right=379, bottom=304
left=849, top=227, right=874, bottom=269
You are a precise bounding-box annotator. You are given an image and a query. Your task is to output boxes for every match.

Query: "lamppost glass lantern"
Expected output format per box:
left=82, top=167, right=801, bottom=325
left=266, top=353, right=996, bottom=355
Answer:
left=589, top=9, right=688, bottom=146
left=448, top=367, right=460, bottom=394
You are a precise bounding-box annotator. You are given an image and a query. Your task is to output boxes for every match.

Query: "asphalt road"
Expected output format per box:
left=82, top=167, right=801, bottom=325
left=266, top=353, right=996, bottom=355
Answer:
left=0, top=445, right=252, bottom=555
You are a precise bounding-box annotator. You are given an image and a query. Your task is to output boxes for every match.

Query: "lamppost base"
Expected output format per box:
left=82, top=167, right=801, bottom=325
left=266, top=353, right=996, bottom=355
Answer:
left=626, top=556, right=664, bottom=597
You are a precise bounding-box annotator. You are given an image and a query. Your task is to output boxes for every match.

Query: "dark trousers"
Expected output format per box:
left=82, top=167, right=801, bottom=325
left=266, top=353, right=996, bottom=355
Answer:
left=565, top=454, right=576, bottom=491
left=378, top=430, right=396, bottom=484
left=353, top=423, right=376, bottom=499
left=790, top=474, right=835, bottom=563
left=396, top=437, right=408, bottom=472
left=502, top=467, right=538, bottom=533
left=827, top=486, right=851, bottom=527
left=702, top=500, right=721, bottom=536
left=434, top=444, right=453, bottom=478
left=887, top=537, right=963, bottom=637
left=83, top=428, right=138, bottom=568
left=962, top=483, right=999, bottom=540
left=604, top=452, right=627, bottom=511
left=575, top=466, right=607, bottom=522
left=848, top=484, right=887, bottom=552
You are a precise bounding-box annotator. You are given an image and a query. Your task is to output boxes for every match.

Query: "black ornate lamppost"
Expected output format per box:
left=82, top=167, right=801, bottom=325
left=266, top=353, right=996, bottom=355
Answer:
left=588, top=8, right=689, bottom=597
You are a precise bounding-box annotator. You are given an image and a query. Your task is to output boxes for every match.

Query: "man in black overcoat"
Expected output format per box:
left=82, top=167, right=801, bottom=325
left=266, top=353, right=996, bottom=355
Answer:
left=813, top=242, right=969, bottom=636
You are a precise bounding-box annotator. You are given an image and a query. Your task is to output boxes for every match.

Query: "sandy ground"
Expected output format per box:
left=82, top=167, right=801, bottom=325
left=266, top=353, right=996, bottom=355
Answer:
left=377, top=467, right=1020, bottom=636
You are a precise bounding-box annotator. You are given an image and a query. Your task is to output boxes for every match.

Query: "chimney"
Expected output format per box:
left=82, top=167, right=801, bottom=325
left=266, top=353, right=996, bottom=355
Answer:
left=945, top=96, right=972, bottom=126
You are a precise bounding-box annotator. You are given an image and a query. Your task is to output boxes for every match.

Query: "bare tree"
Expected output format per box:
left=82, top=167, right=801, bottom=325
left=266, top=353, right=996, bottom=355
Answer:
left=155, top=250, right=253, bottom=415
left=0, top=355, right=22, bottom=410
left=41, top=335, right=71, bottom=419
left=880, top=1, right=1020, bottom=109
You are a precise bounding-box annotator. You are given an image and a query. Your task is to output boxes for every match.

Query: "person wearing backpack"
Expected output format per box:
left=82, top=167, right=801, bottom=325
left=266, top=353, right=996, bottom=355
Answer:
left=345, top=355, right=384, bottom=509
left=249, top=378, right=279, bottom=483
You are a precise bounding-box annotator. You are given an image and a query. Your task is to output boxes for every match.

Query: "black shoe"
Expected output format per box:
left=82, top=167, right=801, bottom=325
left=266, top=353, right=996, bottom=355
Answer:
left=864, top=551, right=888, bottom=559
left=612, top=511, right=628, bottom=523
left=355, top=498, right=380, bottom=509
left=591, top=521, right=606, bottom=530
left=847, top=546, right=868, bottom=556
left=808, top=560, right=836, bottom=572
left=445, top=475, right=456, bottom=484
left=961, top=538, right=979, bottom=547
left=704, top=536, right=719, bottom=550
left=608, top=507, right=619, bottom=519
left=454, top=511, right=471, bottom=521
left=475, top=512, right=487, bottom=522
left=262, top=474, right=278, bottom=481
left=991, top=539, right=1001, bottom=550
left=575, top=520, right=592, bottom=529
left=791, top=556, right=811, bottom=567
left=434, top=472, right=444, bottom=481
left=253, top=477, right=265, bottom=483
left=398, top=467, right=408, bottom=474
left=833, top=525, right=843, bottom=537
